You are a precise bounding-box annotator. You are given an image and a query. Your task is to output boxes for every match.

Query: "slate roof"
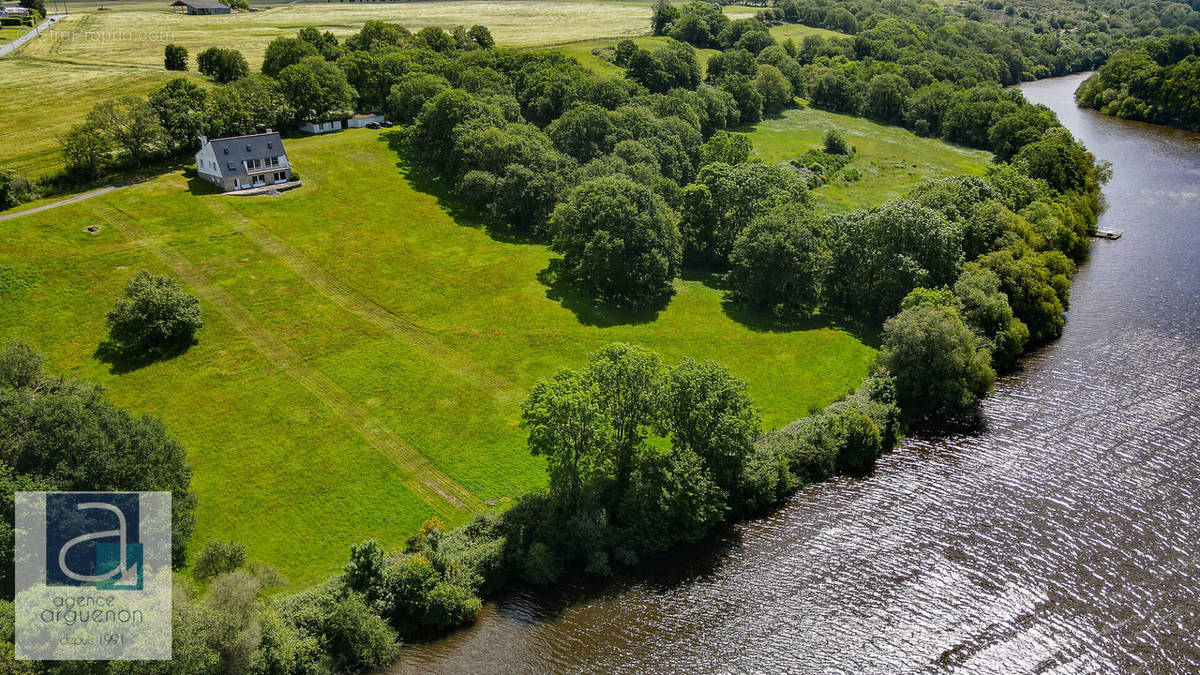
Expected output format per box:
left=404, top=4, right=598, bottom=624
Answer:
left=205, top=132, right=285, bottom=179
left=169, top=0, right=231, bottom=10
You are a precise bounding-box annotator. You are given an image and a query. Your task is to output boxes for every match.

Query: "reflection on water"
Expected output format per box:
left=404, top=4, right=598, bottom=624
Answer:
left=397, top=73, right=1200, bottom=673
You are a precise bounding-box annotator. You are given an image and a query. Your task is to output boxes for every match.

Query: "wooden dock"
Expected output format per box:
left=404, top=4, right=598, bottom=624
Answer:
left=1092, top=228, right=1123, bottom=240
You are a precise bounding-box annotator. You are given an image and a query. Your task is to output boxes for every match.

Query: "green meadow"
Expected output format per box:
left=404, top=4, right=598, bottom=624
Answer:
left=0, top=130, right=876, bottom=584
left=749, top=106, right=993, bottom=212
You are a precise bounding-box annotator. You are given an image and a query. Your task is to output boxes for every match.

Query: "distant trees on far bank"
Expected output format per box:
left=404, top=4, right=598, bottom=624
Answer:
left=1076, top=35, right=1200, bottom=131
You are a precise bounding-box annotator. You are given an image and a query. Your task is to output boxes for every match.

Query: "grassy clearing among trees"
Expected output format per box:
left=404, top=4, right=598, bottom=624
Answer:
left=748, top=106, right=992, bottom=212
left=0, top=129, right=875, bottom=585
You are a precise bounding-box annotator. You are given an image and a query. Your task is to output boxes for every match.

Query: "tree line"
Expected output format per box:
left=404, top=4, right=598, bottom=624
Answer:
left=1076, top=34, right=1200, bottom=130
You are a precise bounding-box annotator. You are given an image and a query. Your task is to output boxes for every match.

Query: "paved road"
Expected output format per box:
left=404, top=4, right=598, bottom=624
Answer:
left=0, top=14, right=65, bottom=58
left=0, top=183, right=137, bottom=222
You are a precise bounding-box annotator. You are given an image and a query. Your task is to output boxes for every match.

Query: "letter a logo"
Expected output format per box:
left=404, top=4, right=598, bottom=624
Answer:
left=46, top=493, right=143, bottom=591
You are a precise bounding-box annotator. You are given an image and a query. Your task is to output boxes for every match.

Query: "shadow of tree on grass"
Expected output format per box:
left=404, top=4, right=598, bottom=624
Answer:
left=94, top=337, right=197, bottom=375
left=381, top=131, right=545, bottom=247
left=536, top=259, right=671, bottom=328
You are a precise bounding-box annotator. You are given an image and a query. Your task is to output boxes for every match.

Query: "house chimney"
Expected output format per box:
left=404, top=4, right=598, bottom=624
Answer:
left=266, top=128, right=273, bottom=134
left=199, top=135, right=207, bottom=146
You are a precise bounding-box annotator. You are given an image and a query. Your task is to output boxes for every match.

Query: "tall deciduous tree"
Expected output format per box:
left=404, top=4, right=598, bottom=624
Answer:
left=86, top=96, right=164, bottom=166
left=878, top=304, right=995, bottom=423
left=149, top=78, right=209, bottom=151
left=197, top=47, right=250, bottom=83
left=104, top=270, right=203, bottom=358
left=164, top=44, right=188, bottom=71
left=729, top=204, right=829, bottom=316
left=549, top=176, right=682, bottom=306
left=261, top=37, right=319, bottom=78
left=277, top=56, right=357, bottom=124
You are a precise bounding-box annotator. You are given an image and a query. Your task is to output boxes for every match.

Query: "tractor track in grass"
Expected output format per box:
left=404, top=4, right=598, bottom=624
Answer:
left=90, top=200, right=482, bottom=515
left=200, top=194, right=522, bottom=398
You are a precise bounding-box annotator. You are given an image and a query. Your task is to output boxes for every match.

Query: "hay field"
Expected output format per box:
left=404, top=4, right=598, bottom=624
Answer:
left=0, top=1, right=654, bottom=176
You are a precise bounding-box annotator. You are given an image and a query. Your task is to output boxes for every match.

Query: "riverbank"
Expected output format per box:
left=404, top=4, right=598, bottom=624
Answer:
left=394, top=72, right=1200, bottom=672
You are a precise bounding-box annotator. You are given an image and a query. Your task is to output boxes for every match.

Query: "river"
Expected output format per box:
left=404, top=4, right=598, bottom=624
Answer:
left=395, top=72, right=1200, bottom=673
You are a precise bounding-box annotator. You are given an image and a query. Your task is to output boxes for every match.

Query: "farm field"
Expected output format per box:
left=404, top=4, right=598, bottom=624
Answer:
left=0, top=129, right=877, bottom=585
left=0, top=25, right=25, bottom=44
left=0, top=0, right=655, bottom=176
left=749, top=107, right=994, bottom=212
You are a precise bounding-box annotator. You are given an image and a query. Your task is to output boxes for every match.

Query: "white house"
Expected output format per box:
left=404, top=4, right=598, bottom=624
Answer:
left=195, top=131, right=291, bottom=192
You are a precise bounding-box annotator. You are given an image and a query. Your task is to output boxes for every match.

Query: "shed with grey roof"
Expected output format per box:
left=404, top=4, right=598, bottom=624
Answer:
left=169, top=0, right=232, bottom=15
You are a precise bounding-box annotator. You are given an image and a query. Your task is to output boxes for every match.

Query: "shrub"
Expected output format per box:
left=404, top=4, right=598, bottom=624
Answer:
left=343, top=540, right=385, bottom=603
left=279, top=585, right=398, bottom=671
left=0, top=340, right=44, bottom=390
left=104, top=271, right=202, bottom=359
left=0, top=169, right=35, bottom=210
left=193, top=540, right=246, bottom=581
left=164, top=43, right=188, bottom=71
left=823, top=128, right=849, bottom=155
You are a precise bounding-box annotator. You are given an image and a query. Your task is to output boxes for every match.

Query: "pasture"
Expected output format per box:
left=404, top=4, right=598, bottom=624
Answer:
left=749, top=106, right=994, bottom=211
left=0, top=129, right=876, bottom=584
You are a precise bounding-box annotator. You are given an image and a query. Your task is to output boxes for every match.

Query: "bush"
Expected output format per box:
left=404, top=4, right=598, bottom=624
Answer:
left=104, top=270, right=203, bottom=359
left=278, top=585, right=398, bottom=671
left=823, top=128, right=849, bottom=155
left=164, top=43, right=188, bottom=71
left=0, top=169, right=35, bottom=210
left=193, top=540, right=247, bottom=581
left=0, top=340, right=44, bottom=390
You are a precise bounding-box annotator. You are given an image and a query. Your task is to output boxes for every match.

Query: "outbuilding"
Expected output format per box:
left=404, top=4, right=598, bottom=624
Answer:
left=168, top=0, right=232, bottom=15
left=298, top=119, right=343, bottom=135
left=345, top=113, right=385, bottom=128
left=299, top=113, right=386, bottom=134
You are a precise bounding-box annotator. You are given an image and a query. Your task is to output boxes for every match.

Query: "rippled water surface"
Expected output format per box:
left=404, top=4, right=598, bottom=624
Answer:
left=397, top=73, right=1200, bottom=673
